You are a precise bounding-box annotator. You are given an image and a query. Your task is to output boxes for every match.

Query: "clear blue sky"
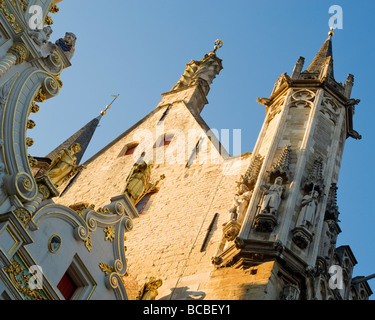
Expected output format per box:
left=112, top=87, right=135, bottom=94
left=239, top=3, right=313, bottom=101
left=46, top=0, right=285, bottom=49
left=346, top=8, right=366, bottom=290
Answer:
left=28, top=0, right=375, bottom=295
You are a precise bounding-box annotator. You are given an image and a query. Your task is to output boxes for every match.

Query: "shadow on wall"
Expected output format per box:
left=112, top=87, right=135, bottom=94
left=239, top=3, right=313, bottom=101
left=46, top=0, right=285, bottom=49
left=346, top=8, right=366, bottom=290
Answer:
left=159, top=286, right=206, bottom=300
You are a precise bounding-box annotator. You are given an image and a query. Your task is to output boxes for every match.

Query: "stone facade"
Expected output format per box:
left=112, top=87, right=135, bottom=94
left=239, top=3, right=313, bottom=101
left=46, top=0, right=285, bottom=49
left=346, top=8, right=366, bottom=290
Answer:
left=0, top=1, right=370, bottom=300
left=56, top=35, right=372, bottom=300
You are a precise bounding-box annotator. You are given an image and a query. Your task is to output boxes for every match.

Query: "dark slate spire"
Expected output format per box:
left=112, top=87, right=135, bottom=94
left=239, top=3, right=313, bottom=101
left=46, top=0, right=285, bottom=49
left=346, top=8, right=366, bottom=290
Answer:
left=45, top=95, right=120, bottom=165
left=45, top=114, right=102, bottom=165
left=306, top=30, right=334, bottom=77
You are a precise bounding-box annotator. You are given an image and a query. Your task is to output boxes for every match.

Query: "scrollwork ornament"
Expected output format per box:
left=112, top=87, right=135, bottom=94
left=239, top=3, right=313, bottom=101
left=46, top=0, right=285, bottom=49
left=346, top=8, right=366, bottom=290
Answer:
left=123, top=217, right=133, bottom=232
left=115, top=202, right=125, bottom=215
left=6, top=172, right=37, bottom=202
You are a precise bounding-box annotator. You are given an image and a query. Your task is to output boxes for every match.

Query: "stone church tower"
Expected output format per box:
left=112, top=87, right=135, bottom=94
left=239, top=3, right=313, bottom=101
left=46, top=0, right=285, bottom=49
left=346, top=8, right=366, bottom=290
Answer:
left=209, top=30, right=369, bottom=300
left=56, top=32, right=371, bottom=300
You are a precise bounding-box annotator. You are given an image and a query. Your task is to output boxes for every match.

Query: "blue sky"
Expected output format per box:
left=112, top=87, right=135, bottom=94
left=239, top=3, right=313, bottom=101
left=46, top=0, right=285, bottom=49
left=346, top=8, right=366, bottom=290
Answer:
left=28, top=0, right=375, bottom=294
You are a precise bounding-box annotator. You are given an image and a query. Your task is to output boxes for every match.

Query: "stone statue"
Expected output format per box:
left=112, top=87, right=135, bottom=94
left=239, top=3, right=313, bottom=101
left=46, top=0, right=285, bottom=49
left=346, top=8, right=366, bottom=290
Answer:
left=124, top=160, right=154, bottom=205
left=55, top=32, right=77, bottom=60
left=229, top=184, right=252, bottom=223
left=28, top=26, right=53, bottom=46
left=136, top=277, right=163, bottom=300
left=46, top=143, right=85, bottom=187
left=28, top=26, right=57, bottom=57
left=296, top=190, right=319, bottom=230
left=320, top=220, right=337, bottom=261
left=260, top=176, right=284, bottom=215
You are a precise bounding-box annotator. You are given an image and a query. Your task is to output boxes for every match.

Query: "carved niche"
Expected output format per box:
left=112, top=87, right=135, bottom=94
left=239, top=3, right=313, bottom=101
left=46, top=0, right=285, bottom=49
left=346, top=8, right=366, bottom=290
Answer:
left=253, top=146, right=292, bottom=233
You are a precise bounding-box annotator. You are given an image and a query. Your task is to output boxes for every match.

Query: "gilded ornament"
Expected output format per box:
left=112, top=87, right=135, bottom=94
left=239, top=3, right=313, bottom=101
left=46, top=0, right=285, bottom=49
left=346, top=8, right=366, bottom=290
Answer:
left=34, top=88, right=46, bottom=103
left=7, top=43, right=28, bottom=64
left=54, top=74, right=63, bottom=89
left=27, top=119, right=36, bottom=129
left=0, top=1, right=22, bottom=33
left=22, top=178, right=32, bottom=191
left=28, top=156, right=38, bottom=168
left=99, top=263, right=114, bottom=276
left=44, top=15, right=53, bottom=26
left=3, top=261, right=47, bottom=300
left=25, top=137, right=34, bottom=147
left=104, top=226, right=115, bottom=242
left=49, top=3, right=59, bottom=13
left=136, top=277, right=163, bottom=300
left=37, top=183, right=51, bottom=200
left=46, top=143, right=86, bottom=187
left=13, top=207, right=32, bottom=227
left=69, top=202, right=94, bottom=217
left=29, top=102, right=40, bottom=114
left=97, top=207, right=111, bottom=214
left=84, top=232, right=92, bottom=252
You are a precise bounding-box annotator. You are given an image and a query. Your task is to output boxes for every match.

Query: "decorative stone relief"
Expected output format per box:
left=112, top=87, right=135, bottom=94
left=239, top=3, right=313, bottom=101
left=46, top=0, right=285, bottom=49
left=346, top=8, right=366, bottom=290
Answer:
left=212, top=154, right=263, bottom=266
left=280, top=283, right=300, bottom=300
left=290, top=89, right=316, bottom=109
left=171, top=43, right=223, bottom=96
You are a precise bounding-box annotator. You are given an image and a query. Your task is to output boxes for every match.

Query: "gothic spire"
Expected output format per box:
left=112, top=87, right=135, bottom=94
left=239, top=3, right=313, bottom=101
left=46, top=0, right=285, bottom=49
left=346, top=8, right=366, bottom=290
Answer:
left=306, top=29, right=334, bottom=77
left=45, top=114, right=102, bottom=165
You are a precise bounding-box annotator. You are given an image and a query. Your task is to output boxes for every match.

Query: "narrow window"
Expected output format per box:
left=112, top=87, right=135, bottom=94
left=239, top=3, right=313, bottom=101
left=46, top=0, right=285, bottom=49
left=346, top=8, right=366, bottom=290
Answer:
left=118, top=143, right=139, bottom=157
left=136, top=192, right=157, bottom=214
left=157, top=104, right=172, bottom=124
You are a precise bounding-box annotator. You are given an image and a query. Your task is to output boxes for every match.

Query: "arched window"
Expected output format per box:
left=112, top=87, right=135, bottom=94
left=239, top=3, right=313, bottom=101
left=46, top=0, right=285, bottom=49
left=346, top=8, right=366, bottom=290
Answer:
left=136, top=192, right=157, bottom=214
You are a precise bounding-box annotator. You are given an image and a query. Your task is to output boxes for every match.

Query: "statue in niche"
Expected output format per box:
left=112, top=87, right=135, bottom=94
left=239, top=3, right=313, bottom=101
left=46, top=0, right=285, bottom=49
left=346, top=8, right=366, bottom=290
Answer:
left=124, top=157, right=165, bottom=206
left=124, top=160, right=153, bottom=205
left=55, top=32, right=77, bottom=60
left=46, top=143, right=85, bottom=187
left=296, top=190, right=319, bottom=230
left=260, top=176, right=284, bottom=215
left=320, top=219, right=337, bottom=261
left=136, top=277, right=163, bottom=300
left=229, top=184, right=252, bottom=223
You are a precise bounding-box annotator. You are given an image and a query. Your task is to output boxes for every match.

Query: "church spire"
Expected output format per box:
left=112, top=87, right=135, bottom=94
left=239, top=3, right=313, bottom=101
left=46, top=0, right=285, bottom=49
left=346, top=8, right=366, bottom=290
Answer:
left=45, top=114, right=102, bottom=165
left=46, top=95, right=120, bottom=164
left=306, top=28, right=334, bottom=77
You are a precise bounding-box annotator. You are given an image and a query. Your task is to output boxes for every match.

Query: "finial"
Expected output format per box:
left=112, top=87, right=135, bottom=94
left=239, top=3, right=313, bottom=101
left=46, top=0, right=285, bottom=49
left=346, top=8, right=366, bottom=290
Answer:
left=328, top=27, right=335, bottom=37
left=213, top=39, right=223, bottom=54
left=101, top=94, right=120, bottom=116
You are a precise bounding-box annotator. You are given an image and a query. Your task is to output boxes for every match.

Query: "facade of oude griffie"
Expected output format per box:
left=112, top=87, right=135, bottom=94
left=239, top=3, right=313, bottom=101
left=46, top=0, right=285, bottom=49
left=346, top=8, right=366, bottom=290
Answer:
left=0, top=0, right=371, bottom=300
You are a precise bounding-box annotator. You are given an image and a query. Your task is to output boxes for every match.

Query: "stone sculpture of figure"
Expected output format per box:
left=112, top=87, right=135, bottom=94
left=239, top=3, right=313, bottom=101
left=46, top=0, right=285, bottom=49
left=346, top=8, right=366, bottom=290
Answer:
left=124, top=160, right=154, bottom=205
left=260, top=176, right=284, bottom=215
left=55, top=32, right=77, bottom=60
left=321, top=220, right=337, bottom=261
left=136, top=277, right=163, bottom=300
left=296, top=190, right=319, bottom=230
left=28, top=26, right=53, bottom=46
left=229, top=184, right=252, bottom=223
left=46, top=143, right=85, bottom=187
left=28, top=26, right=55, bottom=57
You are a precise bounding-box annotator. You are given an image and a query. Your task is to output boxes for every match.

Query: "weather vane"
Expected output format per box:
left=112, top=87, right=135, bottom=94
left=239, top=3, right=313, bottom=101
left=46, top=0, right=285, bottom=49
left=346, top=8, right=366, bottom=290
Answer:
left=101, top=94, right=120, bottom=116
left=213, top=39, right=223, bottom=54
